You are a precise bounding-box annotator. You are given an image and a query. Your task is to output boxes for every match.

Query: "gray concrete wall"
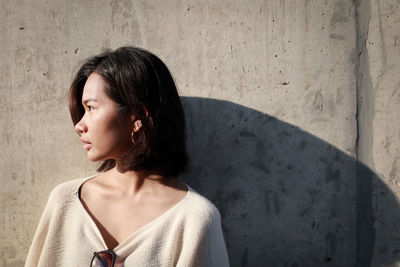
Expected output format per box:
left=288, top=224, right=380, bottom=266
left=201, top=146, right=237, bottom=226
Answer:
left=0, top=0, right=399, bottom=266
left=357, top=0, right=400, bottom=266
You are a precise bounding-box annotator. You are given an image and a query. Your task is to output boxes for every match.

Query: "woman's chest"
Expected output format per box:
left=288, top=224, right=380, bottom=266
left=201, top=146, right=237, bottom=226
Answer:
left=82, top=197, right=179, bottom=249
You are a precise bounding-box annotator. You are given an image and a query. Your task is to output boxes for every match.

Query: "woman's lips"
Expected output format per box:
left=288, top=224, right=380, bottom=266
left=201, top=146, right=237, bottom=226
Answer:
left=80, top=137, right=92, bottom=150
left=83, top=143, right=92, bottom=150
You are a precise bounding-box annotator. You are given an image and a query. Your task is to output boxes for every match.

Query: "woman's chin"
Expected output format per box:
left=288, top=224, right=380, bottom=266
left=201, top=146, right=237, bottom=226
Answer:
left=87, top=151, right=114, bottom=162
left=86, top=151, right=103, bottom=162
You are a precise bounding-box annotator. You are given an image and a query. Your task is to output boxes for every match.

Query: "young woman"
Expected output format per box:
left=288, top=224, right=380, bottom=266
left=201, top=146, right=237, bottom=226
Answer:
left=25, top=47, right=229, bottom=267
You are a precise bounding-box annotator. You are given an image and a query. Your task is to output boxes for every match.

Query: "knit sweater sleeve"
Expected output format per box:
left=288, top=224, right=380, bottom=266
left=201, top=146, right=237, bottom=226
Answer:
left=24, top=180, right=78, bottom=267
left=177, top=203, right=230, bottom=267
left=24, top=187, right=59, bottom=267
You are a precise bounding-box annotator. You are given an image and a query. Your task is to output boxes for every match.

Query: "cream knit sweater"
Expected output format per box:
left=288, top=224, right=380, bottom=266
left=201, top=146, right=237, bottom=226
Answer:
left=25, top=176, right=229, bottom=267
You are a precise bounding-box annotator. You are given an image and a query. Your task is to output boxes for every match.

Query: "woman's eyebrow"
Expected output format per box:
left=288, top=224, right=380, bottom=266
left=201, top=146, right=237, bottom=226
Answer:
left=82, top=98, right=97, bottom=105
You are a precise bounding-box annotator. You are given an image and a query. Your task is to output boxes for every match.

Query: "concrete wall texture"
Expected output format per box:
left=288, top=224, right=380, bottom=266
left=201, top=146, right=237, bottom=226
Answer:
left=0, top=0, right=399, bottom=266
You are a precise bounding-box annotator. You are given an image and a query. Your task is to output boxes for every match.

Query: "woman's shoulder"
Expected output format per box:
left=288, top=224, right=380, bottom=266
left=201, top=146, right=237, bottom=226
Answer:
left=181, top=185, right=222, bottom=223
left=48, top=174, right=97, bottom=202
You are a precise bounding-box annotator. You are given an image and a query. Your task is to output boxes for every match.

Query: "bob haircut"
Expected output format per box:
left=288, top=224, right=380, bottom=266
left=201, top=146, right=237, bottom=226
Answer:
left=69, top=46, right=187, bottom=177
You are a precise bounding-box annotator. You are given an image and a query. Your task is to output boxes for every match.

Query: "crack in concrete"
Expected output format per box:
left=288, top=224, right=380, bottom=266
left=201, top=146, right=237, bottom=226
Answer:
left=353, top=0, right=376, bottom=266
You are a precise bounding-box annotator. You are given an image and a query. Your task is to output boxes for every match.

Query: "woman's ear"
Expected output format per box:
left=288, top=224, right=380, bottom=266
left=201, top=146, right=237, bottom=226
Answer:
left=130, top=105, right=148, bottom=131
left=133, top=120, right=143, bottom=133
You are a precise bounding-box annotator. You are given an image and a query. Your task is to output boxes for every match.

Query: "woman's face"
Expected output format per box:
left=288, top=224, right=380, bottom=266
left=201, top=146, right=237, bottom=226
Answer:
left=75, top=73, right=134, bottom=162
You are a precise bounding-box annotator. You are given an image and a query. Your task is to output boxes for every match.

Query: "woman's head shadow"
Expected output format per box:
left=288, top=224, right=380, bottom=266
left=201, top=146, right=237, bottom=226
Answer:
left=180, top=97, right=396, bottom=267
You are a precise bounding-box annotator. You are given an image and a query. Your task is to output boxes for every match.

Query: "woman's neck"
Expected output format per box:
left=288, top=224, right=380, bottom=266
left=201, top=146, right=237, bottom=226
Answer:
left=104, top=166, right=172, bottom=197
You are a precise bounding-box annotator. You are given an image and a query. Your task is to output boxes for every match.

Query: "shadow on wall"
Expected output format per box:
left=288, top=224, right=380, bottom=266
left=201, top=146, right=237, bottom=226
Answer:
left=180, top=97, right=392, bottom=267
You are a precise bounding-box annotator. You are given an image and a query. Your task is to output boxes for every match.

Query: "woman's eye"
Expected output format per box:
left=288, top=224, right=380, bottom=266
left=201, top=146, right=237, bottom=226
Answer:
left=87, top=106, right=93, bottom=111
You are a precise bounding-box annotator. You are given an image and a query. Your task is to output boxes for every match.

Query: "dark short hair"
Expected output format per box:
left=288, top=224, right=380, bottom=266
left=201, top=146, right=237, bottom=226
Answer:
left=69, top=46, right=187, bottom=177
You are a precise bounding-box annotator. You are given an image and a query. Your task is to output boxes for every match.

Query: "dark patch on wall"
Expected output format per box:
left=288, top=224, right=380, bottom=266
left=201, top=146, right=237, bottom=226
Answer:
left=240, top=130, right=256, bottom=138
left=241, top=247, right=248, bottom=267
left=180, top=97, right=388, bottom=266
left=329, top=33, right=345, bottom=40
left=325, top=232, right=337, bottom=255
left=356, top=163, right=375, bottom=267
left=299, top=139, right=307, bottom=150
left=274, top=192, right=281, bottom=214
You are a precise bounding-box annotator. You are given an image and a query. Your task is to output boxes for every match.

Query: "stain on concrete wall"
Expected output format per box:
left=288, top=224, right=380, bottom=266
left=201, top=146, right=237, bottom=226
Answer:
left=0, top=0, right=399, bottom=266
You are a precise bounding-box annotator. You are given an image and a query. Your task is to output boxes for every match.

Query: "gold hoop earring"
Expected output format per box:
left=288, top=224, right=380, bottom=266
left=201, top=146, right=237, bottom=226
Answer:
left=130, top=131, right=135, bottom=144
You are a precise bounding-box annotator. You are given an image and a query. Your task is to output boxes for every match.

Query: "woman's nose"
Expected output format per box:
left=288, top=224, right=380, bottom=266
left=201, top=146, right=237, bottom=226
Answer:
left=75, top=119, right=87, bottom=136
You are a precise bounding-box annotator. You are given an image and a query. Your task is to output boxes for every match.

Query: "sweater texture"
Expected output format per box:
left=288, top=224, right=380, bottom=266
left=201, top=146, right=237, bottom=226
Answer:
left=25, top=176, right=229, bottom=267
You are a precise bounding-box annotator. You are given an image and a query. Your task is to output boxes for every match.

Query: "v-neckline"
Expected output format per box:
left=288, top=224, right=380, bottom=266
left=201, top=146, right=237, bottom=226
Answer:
left=75, top=174, right=191, bottom=253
